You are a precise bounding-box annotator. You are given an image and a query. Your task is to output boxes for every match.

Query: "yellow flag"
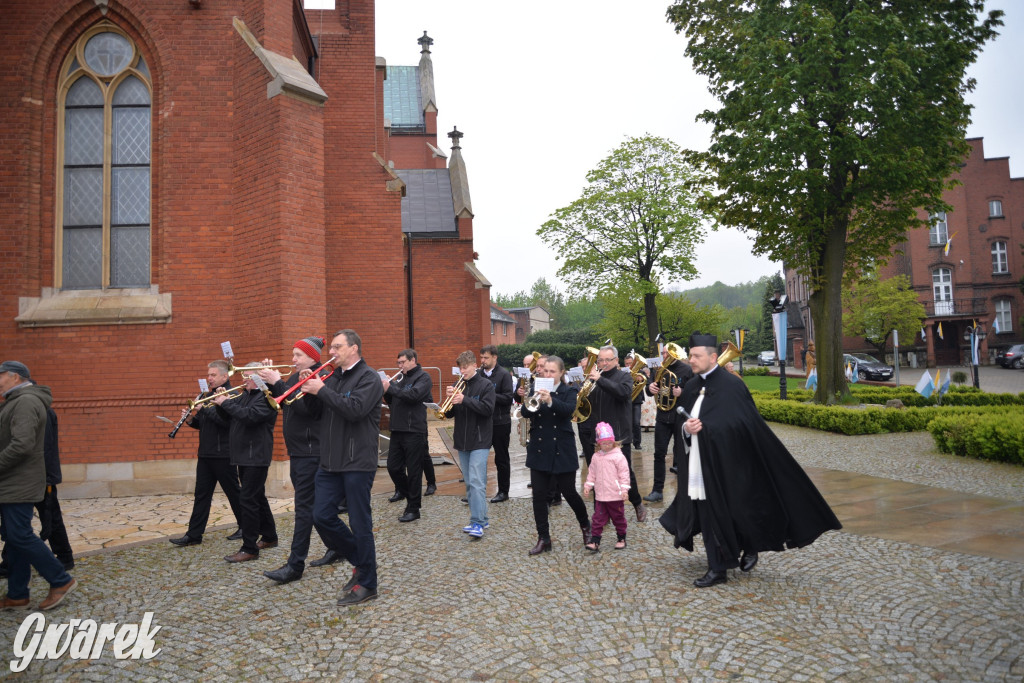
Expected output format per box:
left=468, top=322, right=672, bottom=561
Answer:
left=937, top=322, right=944, bottom=340
left=944, top=231, right=958, bottom=257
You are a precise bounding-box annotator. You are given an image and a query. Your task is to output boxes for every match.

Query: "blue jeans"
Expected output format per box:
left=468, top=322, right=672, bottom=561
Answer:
left=459, top=449, right=490, bottom=527
left=0, top=503, right=72, bottom=600
left=312, top=469, right=377, bottom=591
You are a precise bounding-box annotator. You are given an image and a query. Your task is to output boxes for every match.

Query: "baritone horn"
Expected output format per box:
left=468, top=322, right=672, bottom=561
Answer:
left=628, top=352, right=648, bottom=401
left=571, top=346, right=600, bottom=423
left=652, top=342, right=685, bottom=411
left=717, top=341, right=742, bottom=368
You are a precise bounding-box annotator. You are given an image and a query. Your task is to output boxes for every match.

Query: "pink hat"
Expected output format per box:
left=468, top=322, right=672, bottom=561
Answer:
left=595, top=422, right=615, bottom=443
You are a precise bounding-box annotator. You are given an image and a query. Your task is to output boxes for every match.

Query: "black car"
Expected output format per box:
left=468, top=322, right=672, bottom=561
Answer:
left=843, top=353, right=894, bottom=381
left=996, top=344, right=1024, bottom=369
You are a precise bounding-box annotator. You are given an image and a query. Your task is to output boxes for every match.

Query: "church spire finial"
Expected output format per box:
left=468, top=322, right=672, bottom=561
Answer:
left=448, top=126, right=463, bottom=150
left=418, top=31, right=433, bottom=54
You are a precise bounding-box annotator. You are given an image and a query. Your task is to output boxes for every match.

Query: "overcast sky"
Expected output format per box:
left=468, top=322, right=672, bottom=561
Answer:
left=306, top=1, right=1023, bottom=297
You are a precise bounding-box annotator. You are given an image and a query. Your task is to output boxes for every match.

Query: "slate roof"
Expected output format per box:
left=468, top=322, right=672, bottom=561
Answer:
left=490, top=306, right=516, bottom=324
left=397, top=169, right=457, bottom=234
left=383, top=66, right=423, bottom=129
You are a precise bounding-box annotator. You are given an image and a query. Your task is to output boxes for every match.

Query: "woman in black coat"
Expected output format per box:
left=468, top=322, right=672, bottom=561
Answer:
left=523, top=356, right=591, bottom=555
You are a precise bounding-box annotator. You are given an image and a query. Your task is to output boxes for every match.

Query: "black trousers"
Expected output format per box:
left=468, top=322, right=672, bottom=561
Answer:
left=530, top=469, right=590, bottom=540
left=491, top=422, right=512, bottom=495
left=422, top=449, right=436, bottom=486
left=0, top=486, right=74, bottom=569
left=238, top=465, right=276, bottom=555
left=694, top=499, right=739, bottom=571
left=631, top=404, right=642, bottom=447
left=651, top=420, right=676, bottom=493
left=582, top=439, right=642, bottom=508
left=386, top=431, right=428, bottom=512
left=186, top=457, right=243, bottom=540
left=287, top=456, right=321, bottom=573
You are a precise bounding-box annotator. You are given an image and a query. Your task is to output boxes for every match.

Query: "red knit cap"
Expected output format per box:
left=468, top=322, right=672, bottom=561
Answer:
left=294, top=336, right=325, bottom=362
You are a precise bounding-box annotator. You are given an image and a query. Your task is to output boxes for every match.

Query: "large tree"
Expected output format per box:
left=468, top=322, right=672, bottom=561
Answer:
left=668, top=1, right=1001, bottom=403
left=843, top=274, right=926, bottom=357
left=598, top=282, right=725, bottom=354
left=538, top=135, right=710, bottom=355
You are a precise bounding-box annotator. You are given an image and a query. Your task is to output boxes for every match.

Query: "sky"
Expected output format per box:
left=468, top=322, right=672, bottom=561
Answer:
left=306, top=1, right=1023, bottom=298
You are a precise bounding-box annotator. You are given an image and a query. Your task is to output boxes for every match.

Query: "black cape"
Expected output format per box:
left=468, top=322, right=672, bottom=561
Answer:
left=659, top=366, right=841, bottom=557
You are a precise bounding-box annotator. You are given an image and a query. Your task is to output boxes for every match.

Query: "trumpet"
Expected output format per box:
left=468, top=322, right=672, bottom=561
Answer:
left=273, top=358, right=339, bottom=407
left=188, top=385, right=246, bottom=409
left=652, top=342, right=685, bottom=411
left=383, top=370, right=404, bottom=383
left=571, top=346, right=600, bottom=423
left=434, top=375, right=466, bottom=420
left=228, top=362, right=294, bottom=378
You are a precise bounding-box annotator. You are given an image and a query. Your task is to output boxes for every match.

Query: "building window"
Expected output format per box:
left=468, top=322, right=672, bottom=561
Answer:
left=989, top=200, right=1003, bottom=218
left=490, top=320, right=495, bottom=335
left=992, top=241, right=1008, bottom=274
left=57, top=24, right=151, bottom=290
left=503, top=322, right=508, bottom=336
left=928, top=212, right=948, bottom=245
left=932, top=267, right=953, bottom=315
left=995, top=299, right=1012, bottom=333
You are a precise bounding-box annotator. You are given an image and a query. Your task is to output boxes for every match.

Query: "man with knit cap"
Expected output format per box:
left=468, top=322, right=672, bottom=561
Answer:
left=259, top=336, right=334, bottom=583
left=1, top=361, right=77, bottom=611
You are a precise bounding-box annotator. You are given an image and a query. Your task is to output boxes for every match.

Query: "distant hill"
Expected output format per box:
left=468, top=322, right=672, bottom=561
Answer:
left=674, top=275, right=779, bottom=310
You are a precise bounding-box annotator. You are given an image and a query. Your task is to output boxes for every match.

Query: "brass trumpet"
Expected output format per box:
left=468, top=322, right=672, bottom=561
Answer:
left=652, top=342, right=685, bottom=411
left=434, top=375, right=466, bottom=420
left=228, top=362, right=294, bottom=377
left=571, top=346, right=600, bottom=423
left=188, top=385, right=245, bottom=409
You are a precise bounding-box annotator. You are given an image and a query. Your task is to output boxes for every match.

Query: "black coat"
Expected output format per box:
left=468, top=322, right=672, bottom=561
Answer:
left=482, top=365, right=514, bottom=426
left=188, top=380, right=233, bottom=458
left=645, top=359, right=694, bottom=424
left=446, top=372, right=495, bottom=451
left=582, top=367, right=633, bottom=443
left=524, top=383, right=579, bottom=474
left=318, top=358, right=382, bottom=473
left=384, top=364, right=432, bottom=434
left=659, top=366, right=842, bottom=557
left=43, top=407, right=61, bottom=486
left=271, top=367, right=323, bottom=458
left=220, top=388, right=278, bottom=467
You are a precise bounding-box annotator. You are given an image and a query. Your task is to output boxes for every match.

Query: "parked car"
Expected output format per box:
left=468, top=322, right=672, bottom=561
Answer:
left=996, top=344, right=1024, bottom=369
left=757, top=351, right=776, bottom=366
left=843, top=353, right=894, bottom=381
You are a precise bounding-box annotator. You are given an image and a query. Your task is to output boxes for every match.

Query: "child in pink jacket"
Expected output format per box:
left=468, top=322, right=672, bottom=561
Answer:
left=582, top=422, right=630, bottom=551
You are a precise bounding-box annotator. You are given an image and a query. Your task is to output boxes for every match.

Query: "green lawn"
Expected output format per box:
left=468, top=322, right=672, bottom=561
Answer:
left=743, top=374, right=806, bottom=393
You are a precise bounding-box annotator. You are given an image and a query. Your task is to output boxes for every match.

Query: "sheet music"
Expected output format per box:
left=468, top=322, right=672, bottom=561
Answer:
left=533, top=377, right=555, bottom=392
left=220, top=341, right=234, bottom=359
left=378, top=370, right=389, bottom=380
left=198, top=379, right=209, bottom=393
left=451, top=366, right=461, bottom=376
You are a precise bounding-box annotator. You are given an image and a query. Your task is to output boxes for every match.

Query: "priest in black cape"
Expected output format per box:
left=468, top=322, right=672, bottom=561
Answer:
left=659, top=333, right=841, bottom=588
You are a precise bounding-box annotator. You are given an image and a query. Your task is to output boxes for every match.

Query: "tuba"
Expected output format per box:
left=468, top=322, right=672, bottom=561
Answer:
left=434, top=375, right=467, bottom=420
left=652, top=342, right=685, bottom=411
left=628, top=352, right=648, bottom=401
left=571, top=346, right=601, bottom=423
left=717, top=341, right=742, bottom=369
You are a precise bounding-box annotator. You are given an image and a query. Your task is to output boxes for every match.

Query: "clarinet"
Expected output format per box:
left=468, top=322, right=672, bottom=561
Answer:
left=168, top=393, right=203, bottom=439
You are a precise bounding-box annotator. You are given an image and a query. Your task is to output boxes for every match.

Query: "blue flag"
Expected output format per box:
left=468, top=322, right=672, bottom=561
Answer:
left=914, top=371, right=934, bottom=398
left=938, top=370, right=951, bottom=396
left=805, top=368, right=817, bottom=390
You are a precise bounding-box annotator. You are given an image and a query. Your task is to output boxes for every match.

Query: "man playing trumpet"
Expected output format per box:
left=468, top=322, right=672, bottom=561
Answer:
left=383, top=348, right=434, bottom=523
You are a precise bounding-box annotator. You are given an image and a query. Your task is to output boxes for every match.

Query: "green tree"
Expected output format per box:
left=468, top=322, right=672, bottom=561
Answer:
left=538, top=135, right=711, bottom=355
left=597, top=282, right=724, bottom=353
left=668, top=1, right=1001, bottom=403
left=843, top=274, right=926, bottom=357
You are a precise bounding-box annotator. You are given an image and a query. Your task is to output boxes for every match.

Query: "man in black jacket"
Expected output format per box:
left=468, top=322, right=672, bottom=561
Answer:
left=644, top=346, right=693, bottom=503
left=306, top=330, right=383, bottom=607
left=480, top=345, right=514, bottom=503
left=383, top=348, right=433, bottom=522
left=169, top=360, right=243, bottom=547
left=445, top=351, right=495, bottom=539
left=260, top=336, right=332, bottom=584
left=215, top=363, right=279, bottom=563
left=581, top=345, right=648, bottom=523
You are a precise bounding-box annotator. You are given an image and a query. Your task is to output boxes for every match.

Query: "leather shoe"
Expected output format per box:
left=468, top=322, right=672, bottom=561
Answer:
left=224, top=551, right=258, bottom=563
left=424, top=483, right=437, bottom=496
left=581, top=524, right=591, bottom=545
left=693, top=569, right=728, bottom=588
left=547, top=498, right=561, bottom=506
left=169, top=535, right=201, bottom=547
left=643, top=491, right=663, bottom=502
left=337, top=503, right=348, bottom=515
left=39, top=578, right=77, bottom=611
left=388, top=492, right=405, bottom=503
left=398, top=511, right=420, bottom=523
left=226, top=529, right=243, bottom=541
left=257, top=539, right=278, bottom=550
left=460, top=497, right=468, bottom=503
left=337, top=584, right=377, bottom=606
left=634, top=503, right=649, bottom=523
left=669, top=465, right=678, bottom=474
left=0, top=596, right=30, bottom=610
left=490, top=492, right=509, bottom=503
left=740, top=551, right=759, bottom=572
left=264, top=565, right=302, bottom=584
left=341, top=568, right=358, bottom=593
left=309, top=549, right=342, bottom=567
left=528, top=537, right=552, bottom=556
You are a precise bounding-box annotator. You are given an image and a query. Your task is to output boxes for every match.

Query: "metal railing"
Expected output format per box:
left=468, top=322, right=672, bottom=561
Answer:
left=923, top=298, right=988, bottom=317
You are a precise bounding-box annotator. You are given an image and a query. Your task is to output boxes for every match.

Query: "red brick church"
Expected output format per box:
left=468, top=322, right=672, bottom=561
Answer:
left=0, top=0, right=491, bottom=496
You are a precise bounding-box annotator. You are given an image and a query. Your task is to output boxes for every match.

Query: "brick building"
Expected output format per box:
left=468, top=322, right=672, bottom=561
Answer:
left=0, top=0, right=490, bottom=497
left=786, top=138, right=1023, bottom=368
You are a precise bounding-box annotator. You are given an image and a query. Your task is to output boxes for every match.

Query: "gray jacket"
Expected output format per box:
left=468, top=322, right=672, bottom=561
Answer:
left=0, top=383, right=53, bottom=503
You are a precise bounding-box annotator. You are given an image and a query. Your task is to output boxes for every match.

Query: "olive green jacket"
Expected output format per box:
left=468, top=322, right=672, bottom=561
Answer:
left=0, top=383, right=52, bottom=503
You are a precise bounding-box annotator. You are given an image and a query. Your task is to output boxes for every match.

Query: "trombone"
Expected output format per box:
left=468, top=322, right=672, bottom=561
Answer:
left=228, top=362, right=294, bottom=378
left=188, top=385, right=245, bottom=409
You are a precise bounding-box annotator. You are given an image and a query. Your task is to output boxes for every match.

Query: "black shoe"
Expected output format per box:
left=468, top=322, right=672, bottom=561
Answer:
left=226, top=529, right=243, bottom=541
left=634, top=503, right=649, bottom=523
left=61, top=560, right=75, bottom=571
left=740, top=551, right=759, bottom=572
left=547, top=498, right=561, bottom=507
left=460, top=497, right=468, bottom=504
left=341, top=568, right=358, bottom=593
left=309, top=549, right=342, bottom=567
left=264, top=565, right=302, bottom=584
left=337, top=584, right=378, bottom=606
left=424, top=483, right=437, bottom=496
left=0, top=565, right=7, bottom=579
left=669, top=466, right=678, bottom=474
left=337, top=504, right=348, bottom=515
left=528, top=537, right=552, bottom=556
left=490, top=492, right=509, bottom=503
left=581, top=524, right=591, bottom=545
left=169, top=535, right=201, bottom=547
left=398, top=511, right=420, bottom=523
left=694, top=569, right=728, bottom=588
left=643, top=491, right=663, bottom=502
left=388, top=492, right=405, bottom=503
left=633, top=443, right=641, bottom=450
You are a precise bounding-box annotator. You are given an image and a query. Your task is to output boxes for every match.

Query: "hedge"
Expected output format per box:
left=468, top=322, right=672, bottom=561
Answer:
left=496, top=343, right=595, bottom=370
left=927, top=412, right=1024, bottom=465
left=770, top=385, right=1024, bottom=408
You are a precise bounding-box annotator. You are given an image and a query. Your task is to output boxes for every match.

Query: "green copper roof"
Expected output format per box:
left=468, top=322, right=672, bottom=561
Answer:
left=383, top=66, right=423, bottom=129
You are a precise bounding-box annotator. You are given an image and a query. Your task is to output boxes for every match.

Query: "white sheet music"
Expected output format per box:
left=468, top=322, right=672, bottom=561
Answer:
left=198, top=379, right=209, bottom=393
left=220, top=341, right=234, bottom=359
left=516, top=367, right=532, bottom=378
left=533, top=377, right=555, bottom=392
left=451, top=366, right=461, bottom=376
left=378, top=370, right=389, bottom=380
left=566, top=367, right=584, bottom=381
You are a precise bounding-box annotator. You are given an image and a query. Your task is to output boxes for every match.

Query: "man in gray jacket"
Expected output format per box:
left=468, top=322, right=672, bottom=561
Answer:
left=0, top=361, right=77, bottom=611
left=306, top=330, right=383, bottom=607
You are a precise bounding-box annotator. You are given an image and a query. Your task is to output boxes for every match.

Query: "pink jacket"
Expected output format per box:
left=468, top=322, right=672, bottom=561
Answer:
left=583, top=447, right=630, bottom=502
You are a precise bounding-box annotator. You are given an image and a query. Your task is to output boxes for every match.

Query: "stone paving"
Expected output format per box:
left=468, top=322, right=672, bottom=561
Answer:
left=3, top=422, right=1024, bottom=680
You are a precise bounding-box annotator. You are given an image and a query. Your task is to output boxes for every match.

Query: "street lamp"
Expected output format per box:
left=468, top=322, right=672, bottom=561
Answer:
left=731, top=327, right=749, bottom=375
left=769, top=292, right=788, bottom=399
left=963, top=321, right=985, bottom=389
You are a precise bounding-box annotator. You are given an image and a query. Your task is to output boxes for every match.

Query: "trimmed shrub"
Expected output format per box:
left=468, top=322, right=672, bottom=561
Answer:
left=741, top=366, right=770, bottom=376
left=928, top=412, right=1024, bottom=465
